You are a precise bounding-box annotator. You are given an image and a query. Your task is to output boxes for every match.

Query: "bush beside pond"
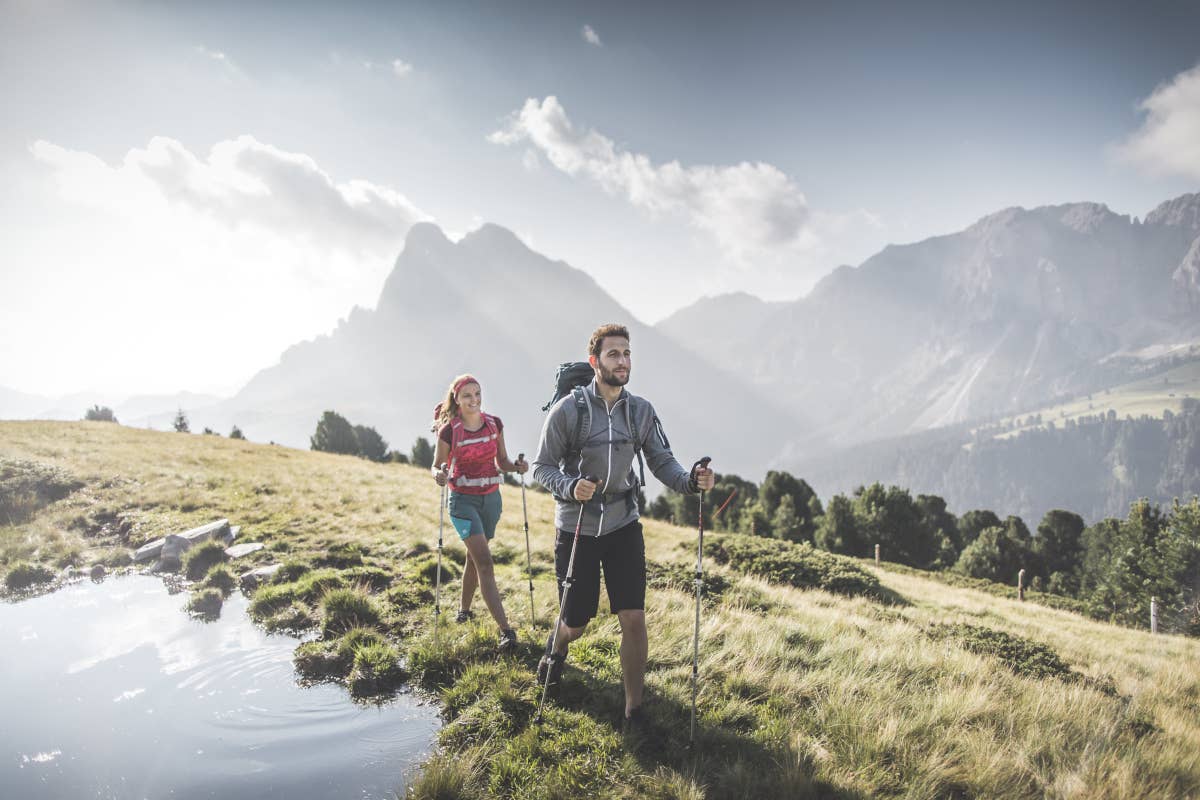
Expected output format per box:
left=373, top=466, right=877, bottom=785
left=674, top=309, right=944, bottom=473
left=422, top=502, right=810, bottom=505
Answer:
left=4, top=561, right=56, bottom=590
left=182, top=540, right=228, bottom=580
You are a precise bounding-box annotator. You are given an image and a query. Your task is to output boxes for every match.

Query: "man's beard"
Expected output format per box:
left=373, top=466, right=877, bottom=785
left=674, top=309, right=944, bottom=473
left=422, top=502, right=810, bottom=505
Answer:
left=598, top=363, right=630, bottom=387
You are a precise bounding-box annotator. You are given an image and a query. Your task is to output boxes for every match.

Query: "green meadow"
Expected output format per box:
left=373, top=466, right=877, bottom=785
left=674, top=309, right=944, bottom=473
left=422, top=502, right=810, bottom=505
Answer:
left=984, top=359, right=1200, bottom=441
left=3, top=421, right=1199, bottom=799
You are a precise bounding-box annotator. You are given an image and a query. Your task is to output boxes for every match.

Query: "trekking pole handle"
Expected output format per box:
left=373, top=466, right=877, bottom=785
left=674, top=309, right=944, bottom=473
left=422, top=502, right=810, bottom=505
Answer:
left=691, top=456, right=712, bottom=491
left=573, top=475, right=601, bottom=504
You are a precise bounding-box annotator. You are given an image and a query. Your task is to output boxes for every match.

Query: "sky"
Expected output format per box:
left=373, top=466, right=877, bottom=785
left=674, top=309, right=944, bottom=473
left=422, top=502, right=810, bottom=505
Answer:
left=2, top=0, right=1199, bottom=398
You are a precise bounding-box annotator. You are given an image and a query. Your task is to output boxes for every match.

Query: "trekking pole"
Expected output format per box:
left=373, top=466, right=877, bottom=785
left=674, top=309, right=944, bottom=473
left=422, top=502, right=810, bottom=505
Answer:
left=434, top=465, right=447, bottom=643
left=689, top=456, right=712, bottom=748
left=535, top=475, right=600, bottom=724
left=519, top=453, right=536, bottom=627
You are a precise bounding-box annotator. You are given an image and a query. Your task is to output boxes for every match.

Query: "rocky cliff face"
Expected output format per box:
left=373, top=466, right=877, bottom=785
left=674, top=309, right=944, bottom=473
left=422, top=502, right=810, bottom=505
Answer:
left=660, top=194, right=1200, bottom=454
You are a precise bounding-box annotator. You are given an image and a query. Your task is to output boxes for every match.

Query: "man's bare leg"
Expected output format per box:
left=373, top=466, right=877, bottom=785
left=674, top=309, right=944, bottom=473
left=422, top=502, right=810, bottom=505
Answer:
left=617, top=609, right=647, bottom=716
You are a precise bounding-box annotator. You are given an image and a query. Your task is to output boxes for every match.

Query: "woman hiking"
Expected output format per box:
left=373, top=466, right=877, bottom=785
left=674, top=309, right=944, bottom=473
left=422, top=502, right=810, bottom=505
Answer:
left=431, top=374, right=527, bottom=651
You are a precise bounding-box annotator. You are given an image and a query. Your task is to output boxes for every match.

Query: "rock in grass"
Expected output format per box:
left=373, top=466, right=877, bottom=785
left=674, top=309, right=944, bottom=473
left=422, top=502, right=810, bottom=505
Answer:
left=239, top=563, right=282, bottom=590
left=225, top=542, right=264, bottom=559
left=158, top=519, right=232, bottom=567
left=134, top=537, right=166, bottom=563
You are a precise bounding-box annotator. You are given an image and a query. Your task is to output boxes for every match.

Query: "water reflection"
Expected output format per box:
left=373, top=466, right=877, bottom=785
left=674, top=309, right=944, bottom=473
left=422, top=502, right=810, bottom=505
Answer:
left=1, top=575, right=440, bottom=799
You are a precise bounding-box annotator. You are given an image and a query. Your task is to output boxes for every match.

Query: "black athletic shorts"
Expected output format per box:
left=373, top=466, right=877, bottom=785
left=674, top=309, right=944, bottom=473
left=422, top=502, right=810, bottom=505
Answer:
left=555, top=519, right=645, bottom=628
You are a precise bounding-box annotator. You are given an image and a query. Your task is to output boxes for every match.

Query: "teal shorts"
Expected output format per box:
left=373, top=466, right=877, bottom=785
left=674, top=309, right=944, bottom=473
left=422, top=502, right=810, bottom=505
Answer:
left=448, top=490, right=502, bottom=541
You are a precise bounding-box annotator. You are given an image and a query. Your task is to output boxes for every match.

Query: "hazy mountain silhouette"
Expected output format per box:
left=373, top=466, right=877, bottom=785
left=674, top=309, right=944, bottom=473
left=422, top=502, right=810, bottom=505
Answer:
left=215, top=222, right=804, bottom=477
left=660, top=193, right=1200, bottom=461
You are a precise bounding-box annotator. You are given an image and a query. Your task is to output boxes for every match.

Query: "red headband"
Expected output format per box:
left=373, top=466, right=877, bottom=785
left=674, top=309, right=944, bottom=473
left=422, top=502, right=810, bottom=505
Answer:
left=453, top=375, right=479, bottom=396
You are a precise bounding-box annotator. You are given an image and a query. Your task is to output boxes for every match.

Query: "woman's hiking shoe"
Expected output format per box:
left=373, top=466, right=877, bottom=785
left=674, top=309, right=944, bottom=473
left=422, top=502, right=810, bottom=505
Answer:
left=537, top=652, right=566, bottom=687
left=622, top=706, right=647, bottom=735
left=498, top=628, right=518, bottom=651
left=454, top=609, right=474, bottom=624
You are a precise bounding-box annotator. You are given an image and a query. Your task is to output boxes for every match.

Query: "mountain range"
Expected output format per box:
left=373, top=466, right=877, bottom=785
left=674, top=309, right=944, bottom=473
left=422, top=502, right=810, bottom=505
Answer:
left=202, top=222, right=796, bottom=477
left=5, top=192, right=1199, bottom=517
left=660, top=193, right=1200, bottom=460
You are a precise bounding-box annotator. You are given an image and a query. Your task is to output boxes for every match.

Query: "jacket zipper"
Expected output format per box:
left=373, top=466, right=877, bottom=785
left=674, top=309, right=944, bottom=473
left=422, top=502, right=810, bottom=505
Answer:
left=595, top=398, right=614, bottom=534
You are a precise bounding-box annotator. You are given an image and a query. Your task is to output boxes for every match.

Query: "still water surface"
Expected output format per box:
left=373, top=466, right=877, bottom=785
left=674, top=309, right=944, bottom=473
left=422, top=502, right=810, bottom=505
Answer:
left=1, top=575, right=440, bottom=799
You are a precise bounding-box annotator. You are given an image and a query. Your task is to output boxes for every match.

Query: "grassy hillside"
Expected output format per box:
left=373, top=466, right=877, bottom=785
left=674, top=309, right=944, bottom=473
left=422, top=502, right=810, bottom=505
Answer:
left=3, top=421, right=1200, bottom=799
left=982, top=359, right=1200, bottom=442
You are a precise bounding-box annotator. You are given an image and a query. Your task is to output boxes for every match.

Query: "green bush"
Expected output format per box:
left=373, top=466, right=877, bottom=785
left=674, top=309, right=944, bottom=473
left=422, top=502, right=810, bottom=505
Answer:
left=294, top=640, right=347, bottom=682
left=315, top=542, right=365, bottom=568
left=342, top=565, right=393, bottom=590
left=348, top=640, right=404, bottom=697
left=248, top=582, right=298, bottom=619
left=182, top=540, right=228, bottom=581
left=186, top=588, right=223, bottom=619
left=927, top=623, right=1078, bottom=683
left=646, top=559, right=731, bottom=604
left=701, top=534, right=889, bottom=601
left=4, top=561, right=55, bottom=590
left=272, top=560, right=311, bottom=583
left=202, top=564, right=237, bottom=595
left=409, top=553, right=462, bottom=586
left=321, top=586, right=382, bottom=635
left=262, top=602, right=316, bottom=634
left=0, top=459, right=83, bottom=525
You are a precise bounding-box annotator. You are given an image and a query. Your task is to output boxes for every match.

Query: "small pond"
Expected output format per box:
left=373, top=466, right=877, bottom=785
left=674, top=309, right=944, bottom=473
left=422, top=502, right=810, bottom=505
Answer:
left=1, top=575, right=440, bottom=799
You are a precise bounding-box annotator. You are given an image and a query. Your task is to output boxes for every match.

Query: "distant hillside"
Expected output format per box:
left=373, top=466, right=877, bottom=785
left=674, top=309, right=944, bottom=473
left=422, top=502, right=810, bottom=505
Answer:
left=795, top=399, right=1200, bottom=525
left=0, top=387, right=224, bottom=428
left=660, top=193, right=1200, bottom=452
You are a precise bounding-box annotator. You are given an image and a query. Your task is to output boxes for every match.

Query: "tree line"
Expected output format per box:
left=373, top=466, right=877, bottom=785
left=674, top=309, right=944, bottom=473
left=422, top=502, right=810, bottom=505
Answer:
left=310, top=410, right=436, bottom=467
left=645, top=467, right=1200, bottom=636
left=798, top=398, right=1200, bottom=526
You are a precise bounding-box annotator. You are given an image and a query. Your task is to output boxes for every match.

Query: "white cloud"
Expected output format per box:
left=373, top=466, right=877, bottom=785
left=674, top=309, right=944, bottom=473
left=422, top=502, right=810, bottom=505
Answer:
left=1116, top=63, right=1200, bottom=180
left=194, top=45, right=240, bottom=77
left=32, top=135, right=430, bottom=255
left=488, top=96, right=810, bottom=262
left=582, top=25, right=602, bottom=47
left=392, top=58, right=413, bottom=78
left=195, top=45, right=231, bottom=64
left=12, top=137, right=436, bottom=395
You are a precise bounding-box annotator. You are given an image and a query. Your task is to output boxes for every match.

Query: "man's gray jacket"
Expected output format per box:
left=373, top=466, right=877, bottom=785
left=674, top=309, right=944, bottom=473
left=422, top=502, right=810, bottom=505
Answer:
left=533, top=379, right=696, bottom=537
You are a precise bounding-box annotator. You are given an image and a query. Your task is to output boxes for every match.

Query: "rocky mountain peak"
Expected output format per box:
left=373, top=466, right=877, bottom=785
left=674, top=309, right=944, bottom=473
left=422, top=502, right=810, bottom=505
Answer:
left=1145, top=192, right=1200, bottom=231
left=401, top=221, right=453, bottom=253
left=1057, top=202, right=1122, bottom=234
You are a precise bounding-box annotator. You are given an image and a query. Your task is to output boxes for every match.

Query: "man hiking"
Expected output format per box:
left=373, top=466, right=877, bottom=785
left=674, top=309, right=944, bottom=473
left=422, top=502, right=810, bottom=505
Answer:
left=532, top=322, right=715, bottom=729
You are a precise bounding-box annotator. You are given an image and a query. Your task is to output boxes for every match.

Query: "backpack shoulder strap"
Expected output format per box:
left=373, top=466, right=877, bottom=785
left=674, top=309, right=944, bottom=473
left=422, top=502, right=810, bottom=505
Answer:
left=566, top=386, right=592, bottom=468
left=448, top=416, right=464, bottom=471
left=482, top=413, right=499, bottom=438
left=622, top=395, right=647, bottom=487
